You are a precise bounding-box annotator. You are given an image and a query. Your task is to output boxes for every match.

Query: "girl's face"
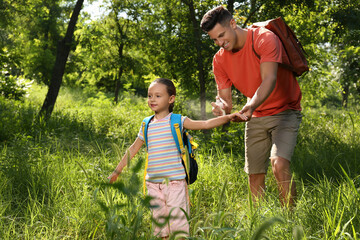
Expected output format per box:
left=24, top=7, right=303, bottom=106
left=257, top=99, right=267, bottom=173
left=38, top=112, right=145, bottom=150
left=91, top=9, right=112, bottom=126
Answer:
left=147, top=82, right=175, bottom=114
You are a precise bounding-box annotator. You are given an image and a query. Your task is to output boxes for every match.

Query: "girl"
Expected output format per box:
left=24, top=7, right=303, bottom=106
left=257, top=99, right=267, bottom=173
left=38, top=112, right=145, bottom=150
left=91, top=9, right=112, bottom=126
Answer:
left=108, top=78, right=245, bottom=239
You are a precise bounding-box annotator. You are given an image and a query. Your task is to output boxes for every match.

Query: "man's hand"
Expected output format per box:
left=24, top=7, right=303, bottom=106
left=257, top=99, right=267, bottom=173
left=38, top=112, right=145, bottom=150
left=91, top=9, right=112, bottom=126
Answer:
left=239, top=103, right=254, bottom=121
left=211, top=96, right=228, bottom=116
left=211, top=101, right=224, bottom=116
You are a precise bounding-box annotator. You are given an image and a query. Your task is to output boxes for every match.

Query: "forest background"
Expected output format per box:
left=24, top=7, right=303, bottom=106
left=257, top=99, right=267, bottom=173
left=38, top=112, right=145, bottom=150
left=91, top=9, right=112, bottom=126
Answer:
left=0, top=0, right=359, bottom=239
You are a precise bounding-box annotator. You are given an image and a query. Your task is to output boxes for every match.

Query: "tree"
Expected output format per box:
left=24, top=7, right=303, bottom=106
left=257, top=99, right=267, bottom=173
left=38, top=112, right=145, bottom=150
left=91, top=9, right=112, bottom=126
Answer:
left=108, top=0, right=144, bottom=103
left=39, top=0, right=84, bottom=118
left=330, top=0, right=360, bottom=107
left=5, top=0, right=67, bottom=84
left=69, top=0, right=149, bottom=99
left=112, top=5, right=129, bottom=103
left=1, top=1, right=55, bottom=79
left=181, top=0, right=207, bottom=119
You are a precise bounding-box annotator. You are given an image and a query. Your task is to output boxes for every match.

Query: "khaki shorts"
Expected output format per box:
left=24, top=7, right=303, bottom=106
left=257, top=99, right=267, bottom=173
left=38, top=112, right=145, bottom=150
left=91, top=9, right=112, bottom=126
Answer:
left=244, top=110, right=302, bottom=175
left=146, top=179, right=189, bottom=238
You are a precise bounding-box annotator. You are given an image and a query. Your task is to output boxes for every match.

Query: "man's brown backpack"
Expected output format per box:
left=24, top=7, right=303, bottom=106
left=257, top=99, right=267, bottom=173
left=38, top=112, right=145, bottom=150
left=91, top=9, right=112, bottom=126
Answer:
left=251, top=17, right=309, bottom=77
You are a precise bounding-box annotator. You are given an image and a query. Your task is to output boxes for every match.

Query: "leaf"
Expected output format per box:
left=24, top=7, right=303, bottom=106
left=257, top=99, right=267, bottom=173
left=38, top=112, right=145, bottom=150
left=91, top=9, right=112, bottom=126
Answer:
left=251, top=217, right=284, bottom=240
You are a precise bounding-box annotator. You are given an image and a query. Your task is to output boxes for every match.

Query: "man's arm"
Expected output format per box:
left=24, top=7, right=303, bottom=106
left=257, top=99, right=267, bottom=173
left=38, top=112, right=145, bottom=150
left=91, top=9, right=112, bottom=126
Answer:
left=240, top=62, right=278, bottom=120
left=211, top=87, right=232, bottom=116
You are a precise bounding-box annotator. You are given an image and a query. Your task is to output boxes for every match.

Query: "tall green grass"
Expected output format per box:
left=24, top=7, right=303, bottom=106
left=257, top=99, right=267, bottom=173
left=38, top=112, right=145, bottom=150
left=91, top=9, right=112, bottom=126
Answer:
left=0, top=83, right=359, bottom=239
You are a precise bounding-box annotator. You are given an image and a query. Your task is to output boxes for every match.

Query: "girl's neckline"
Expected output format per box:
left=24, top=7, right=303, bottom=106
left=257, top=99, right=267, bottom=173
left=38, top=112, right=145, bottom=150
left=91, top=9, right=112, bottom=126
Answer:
left=152, top=112, right=172, bottom=122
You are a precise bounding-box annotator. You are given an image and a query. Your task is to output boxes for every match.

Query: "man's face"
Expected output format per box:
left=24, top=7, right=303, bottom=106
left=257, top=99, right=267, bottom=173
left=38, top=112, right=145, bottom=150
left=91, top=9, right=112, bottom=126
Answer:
left=207, top=19, right=237, bottom=52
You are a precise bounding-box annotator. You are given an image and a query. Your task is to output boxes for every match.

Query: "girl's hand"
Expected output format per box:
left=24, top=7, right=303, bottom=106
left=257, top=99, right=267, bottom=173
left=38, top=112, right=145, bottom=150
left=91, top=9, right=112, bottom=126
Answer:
left=108, top=171, right=120, bottom=183
left=229, top=112, right=248, bottom=122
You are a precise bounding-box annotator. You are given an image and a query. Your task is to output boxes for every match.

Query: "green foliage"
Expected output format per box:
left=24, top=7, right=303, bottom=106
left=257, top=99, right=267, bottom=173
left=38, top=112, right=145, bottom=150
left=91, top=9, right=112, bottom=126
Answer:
left=1, top=0, right=360, bottom=236
left=95, top=157, right=154, bottom=239
left=1, top=83, right=360, bottom=239
left=0, top=84, right=149, bottom=239
left=0, top=72, right=31, bottom=100
left=2, top=0, right=360, bottom=110
left=293, top=107, right=360, bottom=182
left=70, top=0, right=150, bottom=98
left=4, top=0, right=69, bottom=85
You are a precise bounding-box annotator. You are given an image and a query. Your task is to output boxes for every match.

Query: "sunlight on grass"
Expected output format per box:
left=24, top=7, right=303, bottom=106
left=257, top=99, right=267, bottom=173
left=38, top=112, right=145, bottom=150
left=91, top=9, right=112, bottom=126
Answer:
left=0, top=83, right=359, bottom=239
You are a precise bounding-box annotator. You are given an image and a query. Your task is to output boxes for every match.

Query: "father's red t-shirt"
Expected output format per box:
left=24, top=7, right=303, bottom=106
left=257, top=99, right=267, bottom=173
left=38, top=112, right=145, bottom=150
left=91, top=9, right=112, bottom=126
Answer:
left=213, top=27, right=302, bottom=117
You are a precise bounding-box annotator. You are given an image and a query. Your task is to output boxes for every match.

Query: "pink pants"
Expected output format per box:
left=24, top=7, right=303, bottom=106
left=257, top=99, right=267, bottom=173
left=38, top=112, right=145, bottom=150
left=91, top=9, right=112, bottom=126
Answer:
left=146, top=179, right=189, bottom=238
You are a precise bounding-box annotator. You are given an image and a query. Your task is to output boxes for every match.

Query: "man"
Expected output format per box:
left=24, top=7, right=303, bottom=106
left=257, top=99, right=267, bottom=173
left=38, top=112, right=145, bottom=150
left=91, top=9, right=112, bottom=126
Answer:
left=200, top=6, right=302, bottom=206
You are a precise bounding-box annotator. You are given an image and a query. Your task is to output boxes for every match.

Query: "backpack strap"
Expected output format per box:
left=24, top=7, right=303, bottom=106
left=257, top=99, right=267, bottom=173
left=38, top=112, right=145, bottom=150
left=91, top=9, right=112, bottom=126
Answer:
left=142, top=115, right=154, bottom=150
left=251, top=29, right=261, bottom=59
left=170, top=114, right=191, bottom=182
left=141, top=115, right=154, bottom=194
left=170, top=113, right=185, bottom=155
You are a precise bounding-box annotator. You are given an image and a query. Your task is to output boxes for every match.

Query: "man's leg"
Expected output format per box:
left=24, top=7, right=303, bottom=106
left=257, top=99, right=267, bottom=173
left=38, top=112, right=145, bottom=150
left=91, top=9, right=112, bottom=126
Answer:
left=269, top=110, right=301, bottom=207
left=270, top=156, right=296, bottom=207
left=245, top=118, right=271, bottom=203
left=249, top=173, right=266, bottom=201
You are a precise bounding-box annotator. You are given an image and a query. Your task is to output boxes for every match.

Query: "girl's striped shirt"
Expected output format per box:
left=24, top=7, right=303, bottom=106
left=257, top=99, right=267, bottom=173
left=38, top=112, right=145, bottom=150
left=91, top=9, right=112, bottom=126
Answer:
left=138, top=113, right=187, bottom=183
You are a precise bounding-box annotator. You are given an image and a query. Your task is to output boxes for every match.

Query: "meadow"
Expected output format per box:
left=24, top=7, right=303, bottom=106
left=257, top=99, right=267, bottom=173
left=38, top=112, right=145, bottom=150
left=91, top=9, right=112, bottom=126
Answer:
left=0, top=83, right=359, bottom=239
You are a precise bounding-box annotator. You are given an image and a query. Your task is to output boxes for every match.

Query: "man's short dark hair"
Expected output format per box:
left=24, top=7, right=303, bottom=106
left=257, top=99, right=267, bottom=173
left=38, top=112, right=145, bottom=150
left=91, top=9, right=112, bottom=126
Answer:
left=200, top=6, right=233, bottom=32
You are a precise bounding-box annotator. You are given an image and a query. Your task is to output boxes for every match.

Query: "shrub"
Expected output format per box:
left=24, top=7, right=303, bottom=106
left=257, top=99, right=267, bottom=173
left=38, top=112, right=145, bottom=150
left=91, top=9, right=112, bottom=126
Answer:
left=0, top=71, right=32, bottom=100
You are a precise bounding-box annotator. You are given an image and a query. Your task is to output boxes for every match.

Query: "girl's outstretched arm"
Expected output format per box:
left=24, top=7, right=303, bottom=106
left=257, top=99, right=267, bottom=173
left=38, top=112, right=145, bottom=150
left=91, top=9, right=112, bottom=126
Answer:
left=183, top=112, right=245, bottom=130
left=108, top=137, right=144, bottom=183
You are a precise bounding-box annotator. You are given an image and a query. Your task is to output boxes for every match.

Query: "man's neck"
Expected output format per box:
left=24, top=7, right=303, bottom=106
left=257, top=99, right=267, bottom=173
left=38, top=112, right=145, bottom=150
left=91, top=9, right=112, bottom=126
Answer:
left=232, top=27, right=247, bottom=53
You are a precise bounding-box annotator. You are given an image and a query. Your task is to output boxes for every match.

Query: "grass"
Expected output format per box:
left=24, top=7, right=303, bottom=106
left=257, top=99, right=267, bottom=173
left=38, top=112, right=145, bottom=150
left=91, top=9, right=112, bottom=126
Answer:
left=0, top=83, right=359, bottom=239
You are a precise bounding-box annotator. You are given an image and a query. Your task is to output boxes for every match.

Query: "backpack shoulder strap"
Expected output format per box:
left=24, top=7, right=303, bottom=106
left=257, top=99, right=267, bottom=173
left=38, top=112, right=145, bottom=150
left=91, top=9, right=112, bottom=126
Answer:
left=170, top=113, right=185, bottom=155
left=251, top=28, right=260, bottom=59
left=142, top=115, right=154, bottom=150
left=142, top=115, right=153, bottom=195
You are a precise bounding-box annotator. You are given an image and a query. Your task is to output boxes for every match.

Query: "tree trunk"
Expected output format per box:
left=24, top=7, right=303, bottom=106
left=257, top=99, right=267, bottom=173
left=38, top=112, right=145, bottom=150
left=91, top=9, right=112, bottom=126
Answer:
left=227, top=0, right=234, bottom=14
left=342, top=83, right=349, bottom=108
left=114, top=41, right=124, bottom=103
left=113, top=8, right=128, bottom=104
left=39, top=0, right=84, bottom=119
left=114, top=20, right=125, bottom=104
left=183, top=0, right=207, bottom=119
left=114, top=66, right=123, bottom=103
